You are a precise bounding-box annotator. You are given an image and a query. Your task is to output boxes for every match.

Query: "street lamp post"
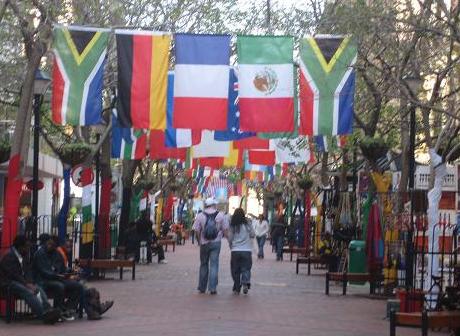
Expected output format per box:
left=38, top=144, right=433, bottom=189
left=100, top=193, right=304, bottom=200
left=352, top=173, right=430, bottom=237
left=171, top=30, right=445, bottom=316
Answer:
left=31, top=70, right=50, bottom=245
left=403, top=74, right=422, bottom=289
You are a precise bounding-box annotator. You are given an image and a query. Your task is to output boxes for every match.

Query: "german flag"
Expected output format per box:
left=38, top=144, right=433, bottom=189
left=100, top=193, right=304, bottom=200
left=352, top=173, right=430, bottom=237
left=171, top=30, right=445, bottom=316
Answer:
left=116, top=30, right=171, bottom=129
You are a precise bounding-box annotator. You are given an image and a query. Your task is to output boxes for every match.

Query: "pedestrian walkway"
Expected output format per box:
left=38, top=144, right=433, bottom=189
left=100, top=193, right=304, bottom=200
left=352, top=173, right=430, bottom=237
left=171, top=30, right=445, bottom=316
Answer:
left=1, top=242, right=443, bottom=336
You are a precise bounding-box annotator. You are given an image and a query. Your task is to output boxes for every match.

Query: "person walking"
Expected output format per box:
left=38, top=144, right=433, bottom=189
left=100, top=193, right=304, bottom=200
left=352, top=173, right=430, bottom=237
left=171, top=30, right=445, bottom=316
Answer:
left=271, top=215, right=286, bottom=261
left=228, top=208, right=255, bottom=295
left=192, top=197, right=228, bottom=295
left=253, top=214, right=269, bottom=259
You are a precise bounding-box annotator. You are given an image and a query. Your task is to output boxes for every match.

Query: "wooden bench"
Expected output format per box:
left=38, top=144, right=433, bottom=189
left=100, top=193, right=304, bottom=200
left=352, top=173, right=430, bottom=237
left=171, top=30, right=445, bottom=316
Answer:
left=78, top=259, right=135, bottom=280
left=325, top=272, right=377, bottom=295
left=282, top=246, right=307, bottom=262
left=296, top=255, right=328, bottom=275
left=159, top=239, right=176, bottom=252
left=390, top=310, right=460, bottom=336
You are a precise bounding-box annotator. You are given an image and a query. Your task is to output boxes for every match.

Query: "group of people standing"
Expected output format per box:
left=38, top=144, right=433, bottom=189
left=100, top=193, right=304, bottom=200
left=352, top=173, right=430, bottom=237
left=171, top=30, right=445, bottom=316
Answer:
left=192, top=197, right=281, bottom=295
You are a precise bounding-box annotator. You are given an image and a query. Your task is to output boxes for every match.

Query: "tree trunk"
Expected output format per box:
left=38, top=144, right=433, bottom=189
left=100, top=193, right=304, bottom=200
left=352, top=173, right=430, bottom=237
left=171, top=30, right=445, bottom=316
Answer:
left=320, top=152, right=329, bottom=187
left=118, top=160, right=138, bottom=246
left=57, top=166, right=71, bottom=245
left=2, top=50, right=43, bottom=250
left=398, top=105, right=410, bottom=213
left=98, top=132, right=112, bottom=257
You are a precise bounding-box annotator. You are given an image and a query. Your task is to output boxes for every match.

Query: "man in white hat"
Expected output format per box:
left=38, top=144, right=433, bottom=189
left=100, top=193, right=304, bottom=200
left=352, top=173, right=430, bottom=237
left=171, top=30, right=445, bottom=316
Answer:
left=192, top=197, right=228, bottom=294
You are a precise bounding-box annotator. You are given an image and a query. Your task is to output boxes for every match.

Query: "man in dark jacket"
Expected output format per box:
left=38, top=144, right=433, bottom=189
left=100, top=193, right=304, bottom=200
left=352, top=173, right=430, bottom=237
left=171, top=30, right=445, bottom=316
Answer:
left=270, top=216, right=286, bottom=261
left=0, top=235, right=60, bottom=324
left=33, top=236, right=86, bottom=320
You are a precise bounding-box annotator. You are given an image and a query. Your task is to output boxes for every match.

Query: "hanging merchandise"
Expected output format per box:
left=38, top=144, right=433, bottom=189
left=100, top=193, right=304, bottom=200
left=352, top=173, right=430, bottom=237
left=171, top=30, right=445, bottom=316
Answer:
left=361, top=193, right=374, bottom=240
left=115, top=29, right=171, bottom=129
left=111, top=110, right=148, bottom=160
left=52, top=26, right=110, bottom=126
left=165, top=72, right=202, bottom=148
left=214, top=68, right=255, bottom=141
left=299, top=35, right=356, bottom=136
left=237, top=35, right=295, bottom=133
left=339, top=192, right=352, bottom=227
left=366, top=202, right=384, bottom=274
left=173, top=34, right=231, bottom=130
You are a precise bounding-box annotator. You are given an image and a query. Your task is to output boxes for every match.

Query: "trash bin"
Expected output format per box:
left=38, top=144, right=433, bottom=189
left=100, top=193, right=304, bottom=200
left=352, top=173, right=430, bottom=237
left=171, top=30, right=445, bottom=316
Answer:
left=348, top=240, right=366, bottom=284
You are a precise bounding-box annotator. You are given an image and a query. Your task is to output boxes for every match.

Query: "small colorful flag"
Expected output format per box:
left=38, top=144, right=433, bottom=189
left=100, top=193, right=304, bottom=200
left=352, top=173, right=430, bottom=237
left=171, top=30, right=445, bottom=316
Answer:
left=223, top=147, right=243, bottom=168
left=150, top=130, right=186, bottom=160
left=214, top=68, right=255, bottom=141
left=233, top=137, right=270, bottom=150
left=111, top=110, right=147, bottom=160
left=238, top=36, right=295, bottom=132
left=248, top=150, right=276, bottom=166
left=192, top=130, right=230, bottom=158
left=115, top=29, right=171, bottom=129
left=52, top=26, right=110, bottom=125
left=270, top=137, right=311, bottom=164
left=173, top=34, right=230, bottom=130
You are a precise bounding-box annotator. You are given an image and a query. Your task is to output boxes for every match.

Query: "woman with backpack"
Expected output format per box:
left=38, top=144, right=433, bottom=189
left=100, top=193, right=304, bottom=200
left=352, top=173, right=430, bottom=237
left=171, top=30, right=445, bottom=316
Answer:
left=228, top=208, right=255, bottom=295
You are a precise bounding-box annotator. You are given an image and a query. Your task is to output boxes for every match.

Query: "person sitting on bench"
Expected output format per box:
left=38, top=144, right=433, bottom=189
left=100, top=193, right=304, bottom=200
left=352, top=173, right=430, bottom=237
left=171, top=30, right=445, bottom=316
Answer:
left=152, top=226, right=167, bottom=264
left=0, top=235, right=60, bottom=324
left=33, top=236, right=99, bottom=320
left=52, top=236, right=114, bottom=320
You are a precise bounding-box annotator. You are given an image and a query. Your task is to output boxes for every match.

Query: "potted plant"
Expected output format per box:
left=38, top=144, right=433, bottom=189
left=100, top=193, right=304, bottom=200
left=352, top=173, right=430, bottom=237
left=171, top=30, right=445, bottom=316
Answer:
left=360, top=136, right=388, bottom=161
left=137, top=179, right=154, bottom=191
left=59, top=143, right=92, bottom=167
left=169, top=182, right=179, bottom=192
left=0, top=139, right=11, bottom=163
left=297, top=175, right=313, bottom=190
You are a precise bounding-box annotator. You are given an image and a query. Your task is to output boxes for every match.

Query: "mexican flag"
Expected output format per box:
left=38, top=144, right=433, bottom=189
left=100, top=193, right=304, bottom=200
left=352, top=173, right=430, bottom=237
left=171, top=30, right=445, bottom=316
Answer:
left=237, top=36, right=294, bottom=133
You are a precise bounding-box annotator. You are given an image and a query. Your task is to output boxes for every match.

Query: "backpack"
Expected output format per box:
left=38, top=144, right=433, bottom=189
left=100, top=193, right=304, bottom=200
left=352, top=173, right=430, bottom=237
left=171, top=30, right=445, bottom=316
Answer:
left=203, top=212, right=219, bottom=240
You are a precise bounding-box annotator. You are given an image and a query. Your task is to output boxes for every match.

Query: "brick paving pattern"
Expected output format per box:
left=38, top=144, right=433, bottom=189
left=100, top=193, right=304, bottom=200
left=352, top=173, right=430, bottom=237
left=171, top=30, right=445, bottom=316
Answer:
left=1, top=241, right=445, bottom=336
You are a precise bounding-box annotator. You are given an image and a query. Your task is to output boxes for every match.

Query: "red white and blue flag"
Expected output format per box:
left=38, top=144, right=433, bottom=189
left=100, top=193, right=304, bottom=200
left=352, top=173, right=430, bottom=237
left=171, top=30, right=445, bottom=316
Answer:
left=165, top=72, right=201, bottom=148
left=173, top=34, right=230, bottom=130
left=214, top=68, right=255, bottom=141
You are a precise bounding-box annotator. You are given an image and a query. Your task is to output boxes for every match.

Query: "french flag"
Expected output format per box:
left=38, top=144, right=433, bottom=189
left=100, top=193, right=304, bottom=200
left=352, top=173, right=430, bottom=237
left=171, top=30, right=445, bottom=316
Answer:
left=165, top=72, right=201, bottom=147
left=173, top=34, right=230, bottom=130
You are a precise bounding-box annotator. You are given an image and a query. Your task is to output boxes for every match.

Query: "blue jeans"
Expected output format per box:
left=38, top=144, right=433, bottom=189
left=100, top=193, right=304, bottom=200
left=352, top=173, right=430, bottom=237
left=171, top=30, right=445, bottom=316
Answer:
left=231, top=251, right=252, bottom=291
left=275, top=236, right=284, bottom=260
left=256, top=236, right=266, bottom=258
left=198, top=241, right=221, bottom=292
left=8, top=281, right=51, bottom=319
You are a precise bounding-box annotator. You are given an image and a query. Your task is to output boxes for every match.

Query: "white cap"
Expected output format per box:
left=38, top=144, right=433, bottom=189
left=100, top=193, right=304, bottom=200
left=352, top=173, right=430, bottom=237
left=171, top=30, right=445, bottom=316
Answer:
left=204, top=197, right=217, bottom=207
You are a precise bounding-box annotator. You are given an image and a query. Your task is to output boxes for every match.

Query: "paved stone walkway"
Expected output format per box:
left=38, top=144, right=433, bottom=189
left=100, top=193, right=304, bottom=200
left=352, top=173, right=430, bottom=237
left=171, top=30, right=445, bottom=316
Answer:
left=1, top=241, right=444, bottom=336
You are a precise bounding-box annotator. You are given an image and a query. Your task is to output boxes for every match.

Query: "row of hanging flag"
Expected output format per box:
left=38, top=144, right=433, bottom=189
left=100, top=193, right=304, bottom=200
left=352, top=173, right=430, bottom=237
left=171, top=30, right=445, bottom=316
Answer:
left=111, top=70, right=349, bottom=164
left=52, top=26, right=356, bottom=137
left=186, top=163, right=290, bottom=198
